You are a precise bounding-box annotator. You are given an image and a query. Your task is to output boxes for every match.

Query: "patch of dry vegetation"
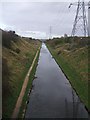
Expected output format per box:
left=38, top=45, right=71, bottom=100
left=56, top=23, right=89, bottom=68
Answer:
left=46, top=36, right=89, bottom=111
left=2, top=29, right=41, bottom=118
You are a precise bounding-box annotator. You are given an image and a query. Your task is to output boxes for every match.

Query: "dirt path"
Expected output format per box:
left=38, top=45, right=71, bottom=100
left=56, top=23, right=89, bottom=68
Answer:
left=12, top=47, right=40, bottom=118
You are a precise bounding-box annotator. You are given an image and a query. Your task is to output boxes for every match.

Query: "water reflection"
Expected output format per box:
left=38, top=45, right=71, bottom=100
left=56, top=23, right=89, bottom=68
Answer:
left=65, top=87, right=89, bottom=118
left=25, top=43, right=89, bottom=118
left=65, top=89, right=80, bottom=118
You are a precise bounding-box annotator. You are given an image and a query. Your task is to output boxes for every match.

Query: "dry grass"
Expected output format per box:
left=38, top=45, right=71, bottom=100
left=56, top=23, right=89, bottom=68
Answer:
left=46, top=37, right=89, bottom=110
left=2, top=37, right=41, bottom=118
left=49, top=40, right=88, bottom=82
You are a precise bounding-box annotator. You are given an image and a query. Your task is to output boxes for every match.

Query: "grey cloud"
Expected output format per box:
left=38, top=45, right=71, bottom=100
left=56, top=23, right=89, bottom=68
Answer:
left=1, top=1, right=88, bottom=38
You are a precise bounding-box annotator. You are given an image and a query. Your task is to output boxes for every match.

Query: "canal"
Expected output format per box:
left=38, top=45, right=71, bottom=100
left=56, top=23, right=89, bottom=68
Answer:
left=25, top=43, right=89, bottom=118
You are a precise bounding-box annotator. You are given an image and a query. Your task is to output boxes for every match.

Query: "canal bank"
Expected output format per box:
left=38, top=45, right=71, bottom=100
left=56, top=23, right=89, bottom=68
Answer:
left=25, top=43, right=89, bottom=118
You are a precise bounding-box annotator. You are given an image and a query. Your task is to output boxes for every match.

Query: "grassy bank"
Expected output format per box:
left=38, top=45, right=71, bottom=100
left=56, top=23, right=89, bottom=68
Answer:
left=2, top=29, right=41, bottom=118
left=18, top=47, right=40, bottom=118
left=46, top=37, right=89, bottom=111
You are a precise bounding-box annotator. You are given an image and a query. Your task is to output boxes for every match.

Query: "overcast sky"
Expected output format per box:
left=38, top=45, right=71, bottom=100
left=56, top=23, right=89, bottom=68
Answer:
left=0, top=0, right=89, bottom=39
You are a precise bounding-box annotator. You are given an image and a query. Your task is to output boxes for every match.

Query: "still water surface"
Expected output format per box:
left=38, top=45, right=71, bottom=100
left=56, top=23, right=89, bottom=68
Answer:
left=25, top=43, right=89, bottom=118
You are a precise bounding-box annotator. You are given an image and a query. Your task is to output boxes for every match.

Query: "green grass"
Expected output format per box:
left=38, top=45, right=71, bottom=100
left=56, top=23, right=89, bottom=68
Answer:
left=46, top=43, right=89, bottom=111
left=3, top=50, right=38, bottom=118
left=18, top=49, right=40, bottom=118
left=2, top=38, right=41, bottom=118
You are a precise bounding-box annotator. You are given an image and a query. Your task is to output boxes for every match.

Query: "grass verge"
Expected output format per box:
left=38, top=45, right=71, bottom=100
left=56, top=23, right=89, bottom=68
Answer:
left=18, top=47, right=40, bottom=118
left=2, top=38, right=41, bottom=118
left=46, top=43, right=89, bottom=112
left=3, top=49, right=40, bottom=118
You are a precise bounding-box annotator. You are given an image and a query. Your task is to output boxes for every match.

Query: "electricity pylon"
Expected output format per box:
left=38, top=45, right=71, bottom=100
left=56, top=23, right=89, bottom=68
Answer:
left=69, top=0, right=88, bottom=37
left=49, top=26, right=52, bottom=39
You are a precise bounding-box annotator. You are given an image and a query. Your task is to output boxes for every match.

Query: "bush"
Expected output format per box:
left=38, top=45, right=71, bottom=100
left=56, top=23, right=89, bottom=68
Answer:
left=57, top=50, right=61, bottom=55
left=2, top=58, right=11, bottom=97
left=2, top=30, right=19, bottom=49
left=15, top=48, right=20, bottom=54
left=2, top=31, right=11, bottom=48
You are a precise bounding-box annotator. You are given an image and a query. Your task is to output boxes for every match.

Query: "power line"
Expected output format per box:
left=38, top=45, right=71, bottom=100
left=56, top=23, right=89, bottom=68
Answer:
left=69, top=0, right=88, bottom=37
left=51, top=2, right=77, bottom=36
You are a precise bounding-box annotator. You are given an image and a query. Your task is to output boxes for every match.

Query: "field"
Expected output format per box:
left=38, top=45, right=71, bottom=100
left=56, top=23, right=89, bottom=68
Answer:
left=46, top=37, right=89, bottom=111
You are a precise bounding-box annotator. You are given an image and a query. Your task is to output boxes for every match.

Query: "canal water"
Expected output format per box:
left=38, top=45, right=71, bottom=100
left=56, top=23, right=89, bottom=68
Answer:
left=25, top=43, right=89, bottom=118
